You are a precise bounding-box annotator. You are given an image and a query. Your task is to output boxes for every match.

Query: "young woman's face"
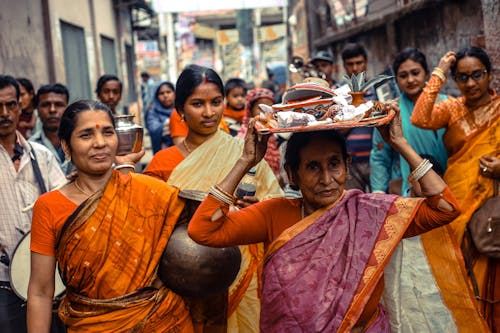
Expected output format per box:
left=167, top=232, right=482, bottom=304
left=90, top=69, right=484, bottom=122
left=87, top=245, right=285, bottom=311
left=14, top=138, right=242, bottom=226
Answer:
left=182, top=82, right=224, bottom=137
left=157, top=84, right=175, bottom=109
left=454, top=56, right=491, bottom=104
left=98, top=80, right=122, bottom=112
left=19, top=85, right=34, bottom=111
left=226, top=87, right=246, bottom=111
left=65, top=110, right=117, bottom=175
left=291, top=137, right=347, bottom=213
left=396, top=59, right=427, bottom=101
left=250, top=97, right=274, bottom=118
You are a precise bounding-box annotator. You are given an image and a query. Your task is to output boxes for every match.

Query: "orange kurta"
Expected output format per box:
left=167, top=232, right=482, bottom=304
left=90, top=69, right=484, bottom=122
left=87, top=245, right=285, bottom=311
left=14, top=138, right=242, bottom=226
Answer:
left=31, top=171, right=193, bottom=332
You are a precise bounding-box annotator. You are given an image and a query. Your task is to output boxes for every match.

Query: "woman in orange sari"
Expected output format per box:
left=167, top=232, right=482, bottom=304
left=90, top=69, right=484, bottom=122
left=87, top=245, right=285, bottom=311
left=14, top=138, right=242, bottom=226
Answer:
left=411, top=46, right=500, bottom=331
left=145, top=65, right=282, bottom=333
left=27, top=100, right=193, bottom=332
left=187, top=105, right=486, bottom=331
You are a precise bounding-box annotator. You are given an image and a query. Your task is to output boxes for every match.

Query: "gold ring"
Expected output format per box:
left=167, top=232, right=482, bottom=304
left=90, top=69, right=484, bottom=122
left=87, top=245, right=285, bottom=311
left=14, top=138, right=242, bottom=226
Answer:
left=482, top=166, right=488, bottom=172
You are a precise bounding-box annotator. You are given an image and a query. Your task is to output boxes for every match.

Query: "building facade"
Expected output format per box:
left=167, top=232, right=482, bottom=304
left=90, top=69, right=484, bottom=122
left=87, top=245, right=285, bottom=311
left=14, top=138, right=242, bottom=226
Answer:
left=300, top=0, right=499, bottom=94
left=0, top=0, right=152, bottom=107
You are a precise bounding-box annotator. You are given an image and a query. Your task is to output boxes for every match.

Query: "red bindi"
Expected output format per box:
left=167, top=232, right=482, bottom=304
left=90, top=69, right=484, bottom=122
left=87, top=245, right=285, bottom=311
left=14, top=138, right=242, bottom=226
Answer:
left=95, top=124, right=100, bottom=129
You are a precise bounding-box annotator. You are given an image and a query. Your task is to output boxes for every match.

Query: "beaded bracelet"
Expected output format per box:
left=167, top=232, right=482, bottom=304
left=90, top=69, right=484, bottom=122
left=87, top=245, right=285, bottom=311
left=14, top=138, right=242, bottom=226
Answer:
left=432, top=67, right=446, bottom=83
left=114, top=163, right=135, bottom=171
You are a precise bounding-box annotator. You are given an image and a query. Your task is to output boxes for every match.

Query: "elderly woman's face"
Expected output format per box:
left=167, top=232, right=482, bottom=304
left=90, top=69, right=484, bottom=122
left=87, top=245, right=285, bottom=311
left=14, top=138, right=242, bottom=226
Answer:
left=454, top=56, right=491, bottom=103
left=293, top=137, right=347, bottom=213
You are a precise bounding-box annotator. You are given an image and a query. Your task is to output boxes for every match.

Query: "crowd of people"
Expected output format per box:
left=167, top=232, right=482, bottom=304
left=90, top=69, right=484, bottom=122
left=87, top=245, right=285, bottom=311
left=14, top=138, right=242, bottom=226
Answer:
left=0, top=41, right=498, bottom=333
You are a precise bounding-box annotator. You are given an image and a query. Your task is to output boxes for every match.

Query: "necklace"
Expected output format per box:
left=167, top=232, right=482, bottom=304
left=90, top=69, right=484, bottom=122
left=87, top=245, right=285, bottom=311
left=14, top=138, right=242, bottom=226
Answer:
left=74, top=178, right=93, bottom=196
left=183, top=139, right=192, bottom=153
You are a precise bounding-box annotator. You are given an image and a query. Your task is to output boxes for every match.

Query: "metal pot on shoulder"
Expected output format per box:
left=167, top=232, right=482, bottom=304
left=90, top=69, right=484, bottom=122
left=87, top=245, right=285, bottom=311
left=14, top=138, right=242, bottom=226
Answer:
left=114, top=115, right=143, bottom=156
left=159, top=190, right=241, bottom=298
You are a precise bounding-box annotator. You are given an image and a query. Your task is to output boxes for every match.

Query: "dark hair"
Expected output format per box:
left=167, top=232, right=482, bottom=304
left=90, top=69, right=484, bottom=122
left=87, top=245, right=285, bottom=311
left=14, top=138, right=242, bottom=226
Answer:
left=174, top=65, right=224, bottom=112
left=95, top=75, right=122, bottom=95
left=0, top=75, right=20, bottom=99
left=141, top=71, right=150, bottom=78
left=16, top=78, right=35, bottom=95
left=156, top=81, right=175, bottom=98
left=285, top=130, right=349, bottom=174
left=451, top=46, right=491, bottom=75
left=224, top=78, right=247, bottom=96
left=393, top=47, right=429, bottom=74
left=58, top=100, right=114, bottom=149
left=35, top=83, right=70, bottom=107
left=341, top=43, right=367, bottom=61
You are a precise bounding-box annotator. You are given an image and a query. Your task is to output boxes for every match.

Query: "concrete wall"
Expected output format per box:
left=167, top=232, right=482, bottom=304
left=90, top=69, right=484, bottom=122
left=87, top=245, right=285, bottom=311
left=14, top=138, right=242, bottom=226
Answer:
left=0, top=0, right=135, bottom=104
left=481, top=0, right=500, bottom=91
left=50, top=0, right=94, bottom=86
left=0, top=0, right=49, bottom=86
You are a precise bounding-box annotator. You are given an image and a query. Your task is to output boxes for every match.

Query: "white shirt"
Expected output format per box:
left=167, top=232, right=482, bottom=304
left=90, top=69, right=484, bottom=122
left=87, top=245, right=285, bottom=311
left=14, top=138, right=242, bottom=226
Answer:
left=0, top=132, right=66, bottom=281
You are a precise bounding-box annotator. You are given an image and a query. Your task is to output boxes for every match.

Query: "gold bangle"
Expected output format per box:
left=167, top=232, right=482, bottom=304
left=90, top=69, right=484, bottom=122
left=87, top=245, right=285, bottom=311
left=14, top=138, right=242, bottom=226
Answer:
left=433, top=67, right=446, bottom=75
left=432, top=67, right=446, bottom=83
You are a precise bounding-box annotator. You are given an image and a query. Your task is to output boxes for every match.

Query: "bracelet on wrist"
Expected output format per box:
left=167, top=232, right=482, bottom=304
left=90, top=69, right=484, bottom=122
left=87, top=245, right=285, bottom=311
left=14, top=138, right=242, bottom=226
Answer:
left=114, top=163, right=135, bottom=171
left=432, top=67, right=447, bottom=83
left=209, top=185, right=236, bottom=206
left=408, top=159, right=433, bottom=185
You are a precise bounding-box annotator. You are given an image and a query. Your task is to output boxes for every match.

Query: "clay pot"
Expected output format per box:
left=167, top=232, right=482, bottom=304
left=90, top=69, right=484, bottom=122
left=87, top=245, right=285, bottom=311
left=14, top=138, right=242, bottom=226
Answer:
left=158, top=191, right=241, bottom=297
left=348, top=91, right=366, bottom=107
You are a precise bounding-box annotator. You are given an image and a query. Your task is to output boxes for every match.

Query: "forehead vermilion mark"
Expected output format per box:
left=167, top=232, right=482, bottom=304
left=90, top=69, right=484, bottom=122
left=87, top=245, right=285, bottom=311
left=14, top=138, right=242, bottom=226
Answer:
left=96, top=124, right=101, bottom=129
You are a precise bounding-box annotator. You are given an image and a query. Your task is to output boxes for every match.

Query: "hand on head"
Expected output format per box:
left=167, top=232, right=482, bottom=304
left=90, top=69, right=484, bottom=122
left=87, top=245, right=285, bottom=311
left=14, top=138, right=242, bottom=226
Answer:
left=438, top=51, right=456, bottom=73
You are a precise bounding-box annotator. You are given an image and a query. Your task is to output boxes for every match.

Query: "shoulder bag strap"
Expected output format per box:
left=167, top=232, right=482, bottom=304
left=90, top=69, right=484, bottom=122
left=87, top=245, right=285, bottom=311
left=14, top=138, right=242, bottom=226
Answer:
left=28, top=143, right=47, bottom=194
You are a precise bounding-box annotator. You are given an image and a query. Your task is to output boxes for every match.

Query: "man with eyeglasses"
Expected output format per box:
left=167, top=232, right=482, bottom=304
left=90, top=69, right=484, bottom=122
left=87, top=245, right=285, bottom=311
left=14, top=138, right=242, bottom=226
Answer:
left=0, top=75, right=65, bottom=332
left=29, top=84, right=73, bottom=175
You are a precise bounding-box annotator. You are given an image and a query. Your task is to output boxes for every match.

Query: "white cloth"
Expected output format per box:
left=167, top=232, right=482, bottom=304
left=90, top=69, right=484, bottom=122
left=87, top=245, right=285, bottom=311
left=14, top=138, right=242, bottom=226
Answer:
left=0, top=132, right=66, bottom=281
left=383, top=236, right=457, bottom=333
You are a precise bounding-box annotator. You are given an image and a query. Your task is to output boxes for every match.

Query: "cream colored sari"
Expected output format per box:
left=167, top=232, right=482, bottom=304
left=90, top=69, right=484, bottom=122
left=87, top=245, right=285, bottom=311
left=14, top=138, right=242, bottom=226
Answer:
left=168, top=130, right=283, bottom=333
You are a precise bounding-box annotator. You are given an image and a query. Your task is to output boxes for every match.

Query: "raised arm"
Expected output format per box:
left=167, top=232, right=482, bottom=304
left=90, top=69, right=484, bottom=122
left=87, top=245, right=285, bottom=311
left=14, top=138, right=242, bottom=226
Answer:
left=377, top=103, right=455, bottom=211
left=411, top=51, right=455, bottom=129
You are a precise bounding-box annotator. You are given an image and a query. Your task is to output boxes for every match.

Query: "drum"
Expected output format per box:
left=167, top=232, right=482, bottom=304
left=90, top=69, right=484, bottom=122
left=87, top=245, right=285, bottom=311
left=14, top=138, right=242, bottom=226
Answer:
left=9, top=232, right=65, bottom=301
left=158, top=190, right=241, bottom=298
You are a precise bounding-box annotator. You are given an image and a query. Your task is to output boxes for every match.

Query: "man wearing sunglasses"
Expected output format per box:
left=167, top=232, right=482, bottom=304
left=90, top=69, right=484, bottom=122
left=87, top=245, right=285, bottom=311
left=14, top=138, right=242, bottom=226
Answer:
left=0, top=75, right=65, bottom=332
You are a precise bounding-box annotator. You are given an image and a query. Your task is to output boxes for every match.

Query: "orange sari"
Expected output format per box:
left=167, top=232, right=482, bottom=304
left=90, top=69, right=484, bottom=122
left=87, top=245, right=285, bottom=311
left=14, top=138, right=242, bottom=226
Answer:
left=412, top=75, right=500, bottom=330
left=55, top=171, right=193, bottom=332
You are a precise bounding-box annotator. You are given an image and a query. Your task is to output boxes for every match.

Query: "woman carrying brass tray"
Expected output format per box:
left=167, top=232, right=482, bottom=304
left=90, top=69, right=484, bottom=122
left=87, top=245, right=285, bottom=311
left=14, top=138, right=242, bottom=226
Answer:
left=188, top=103, right=489, bottom=332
